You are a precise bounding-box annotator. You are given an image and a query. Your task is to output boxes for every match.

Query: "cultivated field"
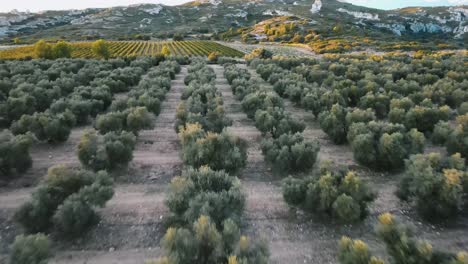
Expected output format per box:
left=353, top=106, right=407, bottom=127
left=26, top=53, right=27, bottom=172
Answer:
left=0, top=50, right=467, bottom=264
left=0, top=41, right=244, bottom=59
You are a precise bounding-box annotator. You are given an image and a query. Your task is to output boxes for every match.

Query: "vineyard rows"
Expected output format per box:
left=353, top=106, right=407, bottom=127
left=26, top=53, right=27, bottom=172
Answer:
left=0, top=41, right=245, bottom=59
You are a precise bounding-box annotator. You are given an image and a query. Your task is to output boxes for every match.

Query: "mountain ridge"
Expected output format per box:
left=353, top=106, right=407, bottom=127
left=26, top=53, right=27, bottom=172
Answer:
left=0, top=0, right=466, bottom=43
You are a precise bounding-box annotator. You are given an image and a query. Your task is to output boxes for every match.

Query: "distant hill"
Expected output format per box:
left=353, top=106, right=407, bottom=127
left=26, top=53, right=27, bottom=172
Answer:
left=0, top=0, right=466, bottom=44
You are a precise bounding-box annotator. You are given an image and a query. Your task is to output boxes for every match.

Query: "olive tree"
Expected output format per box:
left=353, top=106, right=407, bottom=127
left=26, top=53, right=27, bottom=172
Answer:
left=261, top=133, right=320, bottom=174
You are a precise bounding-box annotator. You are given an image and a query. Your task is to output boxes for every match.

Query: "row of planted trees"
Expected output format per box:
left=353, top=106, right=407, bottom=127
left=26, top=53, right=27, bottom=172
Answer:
left=0, top=57, right=165, bottom=180
left=150, top=59, right=269, bottom=264
left=8, top=58, right=181, bottom=264
left=224, top=63, right=320, bottom=175
left=248, top=52, right=468, bottom=220
left=223, top=62, right=378, bottom=224
left=250, top=53, right=467, bottom=162
left=243, top=49, right=468, bottom=263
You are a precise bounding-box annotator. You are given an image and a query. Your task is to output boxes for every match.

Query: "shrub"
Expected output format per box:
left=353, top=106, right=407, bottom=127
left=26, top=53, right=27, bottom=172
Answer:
left=255, top=107, right=305, bottom=138
left=208, top=51, right=221, bottom=63
left=176, top=83, right=231, bottom=133
left=11, top=110, right=76, bottom=143
left=301, top=87, right=327, bottom=118
left=166, top=167, right=245, bottom=227
left=77, top=130, right=136, bottom=171
left=459, top=102, right=468, bottom=115
left=397, top=153, right=466, bottom=220
left=338, top=213, right=468, bottom=264
left=261, top=133, right=320, bottom=174
left=50, top=97, right=93, bottom=125
left=242, top=90, right=283, bottom=119
left=358, top=92, right=390, bottom=119
left=14, top=165, right=113, bottom=235
left=53, top=41, right=72, bottom=58
left=179, top=123, right=247, bottom=175
left=52, top=194, right=99, bottom=238
left=95, top=111, right=126, bottom=134
left=446, top=114, right=468, bottom=158
left=10, top=234, right=51, bottom=264
left=0, top=131, right=32, bottom=177
left=6, top=94, right=36, bottom=124
left=319, top=104, right=348, bottom=144
left=389, top=100, right=452, bottom=133
left=52, top=172, right=114, bottom=237
left=161, top=45, right=171, bottom=57
left=125, top=106, right=154, bottom=134
left=156, top=215, right=268, bottom=264
left=92, top=39, right=110, bottom=59
left=348, top=121, right=425, bottom=170
left=432, top=121, right=452, bottom=145
left=338, top=237, right=384, bottom=264
left=283, top=170, right=375, bottom=223
left=376, top=213, right=466, bottom=264
left=34, top=40, right=53, bottom=59
left=96, top=107, right=155, bottom=135
left=245, top=48, right=273, bottom=60
left=184, top=61, right=216, bottom=85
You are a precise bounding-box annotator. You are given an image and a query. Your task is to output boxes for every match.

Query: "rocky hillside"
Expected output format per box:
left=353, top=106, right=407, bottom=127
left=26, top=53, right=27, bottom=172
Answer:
left=0, top=0, right=466, bottom=42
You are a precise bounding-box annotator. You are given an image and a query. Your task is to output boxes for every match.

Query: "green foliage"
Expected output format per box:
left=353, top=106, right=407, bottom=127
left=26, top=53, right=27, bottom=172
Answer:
left=33, top=39, right=73, bottom=59
left=358, top=92, right=390, bottom=119
left=52, top=194, right=99, bottom=238
left=389, top=100, right=452, bottom=133
left=166, top=167, right=245, bottom=227
left=162, top=45, right=171, bottom=57
left=397, top=152, right=466, bottom=220
left=53, top=41, right=72, bottom=58
left=348, top=121, right=425, bottom=170
left=242, top=90, right=283, bottom=119
left=156, top=215, right=268, bottom=264
left=53, top=172, right=114, bottom=237
left=0, top=130, right=32, bottom=177
left=10, top=234, right=51, bottom=264
left=125, top=107, right=155, bottom=134
left=179, top=123, right=247, bottom=175
left=14, top=165, right=113, bottom=235
left=176, top=83, right=231, bottom=133
left=283, top=170, right=375, bottom=223
left=11, top=110, right=76, bottom=143
left=261, top=133, right=319, bottom=174
left=92, top=39, right=110, bottom=59
left=319, top=104, right=348, bottom=144
left=245, top=48, right=273, bottom=60
left=34, top=40, right=53, bottom=59
left=432, top=121, right=452, bottom=145
left=208, top=51, right=221, bottom=63
left=446, top=114, right=468, bottom=158
left=95, top=111, right=126, bottom=134
left=338, top=237, right=384, bottom=264
left=376, top=213, right=466, bottom=264
left=255, top=107, right=305, bottom=138
left=6, top=94, right=36, bottom=123
left=338, top=213, right=468, bottom=264
left=77, top=129, right=136, bottom=171
left=459, top=102, right=468, bottom=115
